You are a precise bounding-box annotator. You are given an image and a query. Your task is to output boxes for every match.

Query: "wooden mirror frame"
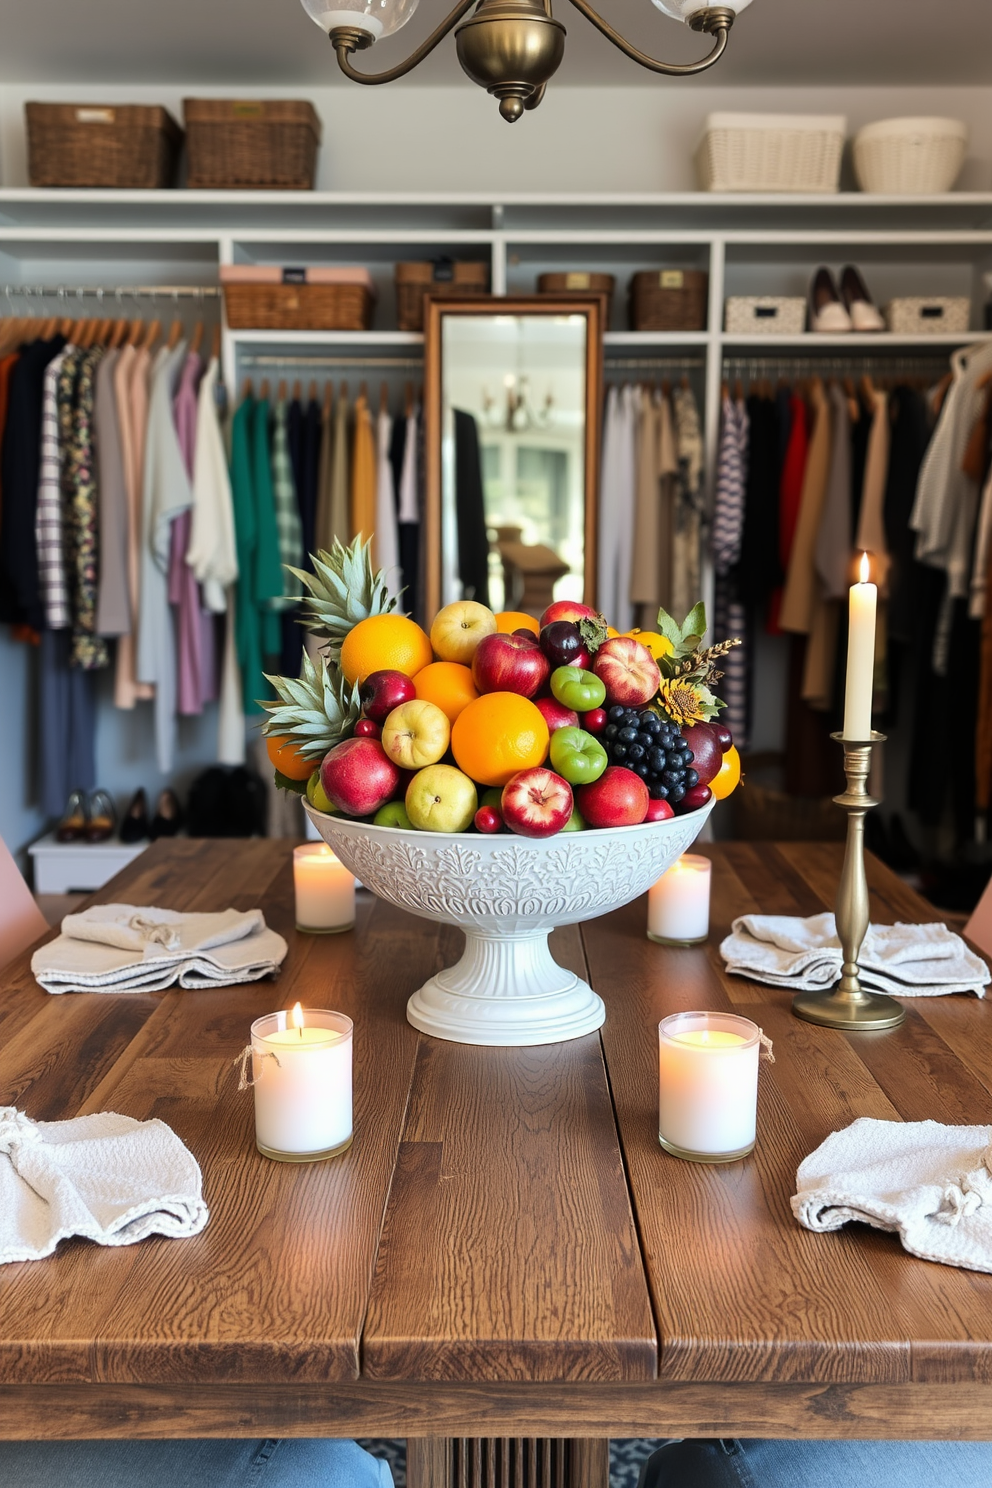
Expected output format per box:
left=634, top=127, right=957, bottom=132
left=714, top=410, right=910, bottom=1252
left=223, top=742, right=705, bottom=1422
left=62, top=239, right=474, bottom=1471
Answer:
left=423, top=294, right=606, bottom=621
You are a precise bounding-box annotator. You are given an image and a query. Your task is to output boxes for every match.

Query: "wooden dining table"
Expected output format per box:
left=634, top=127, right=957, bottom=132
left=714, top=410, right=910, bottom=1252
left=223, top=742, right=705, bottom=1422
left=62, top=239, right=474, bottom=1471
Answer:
left=3, top=838, right=992, bottom=1485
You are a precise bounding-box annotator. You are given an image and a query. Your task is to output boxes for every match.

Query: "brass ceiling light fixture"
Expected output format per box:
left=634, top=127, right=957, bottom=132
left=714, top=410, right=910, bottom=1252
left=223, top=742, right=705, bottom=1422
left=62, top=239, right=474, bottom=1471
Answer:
left=300, top=0, right=751, bottom=123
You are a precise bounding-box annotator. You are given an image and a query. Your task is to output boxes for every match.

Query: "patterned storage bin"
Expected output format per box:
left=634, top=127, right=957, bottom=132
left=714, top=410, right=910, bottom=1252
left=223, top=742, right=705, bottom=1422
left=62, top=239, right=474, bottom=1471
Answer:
left=696, top=113, right=846, bottom=194
left=724, top=297, right=806, bottom=335
left=883, top=298, right=970, bottom=335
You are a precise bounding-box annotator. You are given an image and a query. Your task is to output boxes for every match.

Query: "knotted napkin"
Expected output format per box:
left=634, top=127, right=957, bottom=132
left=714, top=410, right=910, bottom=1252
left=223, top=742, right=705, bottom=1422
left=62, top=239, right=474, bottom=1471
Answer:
left=793, top=1118, right=992, bottom=1273
left=31, top=904, right=288, bottom=994
left=720, top=913, right=989, bottom=997
left=0, top=1105, right=208, bottom=1264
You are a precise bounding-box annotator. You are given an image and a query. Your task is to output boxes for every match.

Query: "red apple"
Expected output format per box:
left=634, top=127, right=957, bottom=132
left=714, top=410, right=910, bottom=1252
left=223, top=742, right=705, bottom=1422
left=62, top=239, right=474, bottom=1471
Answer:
left=501, top=767, right=573, bottom=838
left=354, top=717, right=381, bottom=739
left=582, top=707, right=607, bottom=734
left=645, top=797, right=675, bottom=822
left=320, top=737, right=400, bottom=817
left=360, top=669, right=417, bottom=724
left=713, top=723, right=734, bottom=752
left=592, top=636, right=661, bottom=708
left=677, top=783, right=713, bottom=814
left=472, top=632, right=550, bottom=699
left=576, top=765, right=649, bottom=828
left=539, top=600, right=600, bottom=629
left=535, top=695, right=580, bottom=733
left=474, top=805, right=504, bottom=834
left=681, top=723, right=722, bottom=786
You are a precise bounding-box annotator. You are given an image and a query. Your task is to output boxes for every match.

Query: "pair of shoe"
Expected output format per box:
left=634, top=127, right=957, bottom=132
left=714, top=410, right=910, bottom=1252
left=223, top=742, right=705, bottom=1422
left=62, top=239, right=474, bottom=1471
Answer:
left=56, top=789, right=117, bottom=844
left=809, top=266, right=885, bottom=333
left=120, top=787, right=184, bottom=844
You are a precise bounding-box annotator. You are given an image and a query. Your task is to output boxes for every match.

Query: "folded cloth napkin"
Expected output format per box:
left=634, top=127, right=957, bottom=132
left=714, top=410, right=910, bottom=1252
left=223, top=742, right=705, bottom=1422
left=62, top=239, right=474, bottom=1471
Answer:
left=31, top=904, right=288, bottom=995
left=793, top=1117, right=992, bottom=1273
left=0, top=1106, right=208, bottom=1264
left=720, top=912, right=989, bottom=997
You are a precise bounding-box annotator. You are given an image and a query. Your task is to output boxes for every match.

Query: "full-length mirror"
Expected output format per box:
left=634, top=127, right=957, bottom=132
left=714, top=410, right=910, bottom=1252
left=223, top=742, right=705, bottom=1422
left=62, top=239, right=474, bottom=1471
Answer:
left=424, top=296, right=604, bottom=620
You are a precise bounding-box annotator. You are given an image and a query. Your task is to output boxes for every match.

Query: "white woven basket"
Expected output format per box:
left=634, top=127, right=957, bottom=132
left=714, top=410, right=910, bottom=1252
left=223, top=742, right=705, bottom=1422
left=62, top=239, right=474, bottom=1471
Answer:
left=696, top=113, right=846, bottom=194
left=725, top=297, right=806, bottom=335
left=854, top=117, right=967, bottom=195
left=884, top=298, right=971, bottom=335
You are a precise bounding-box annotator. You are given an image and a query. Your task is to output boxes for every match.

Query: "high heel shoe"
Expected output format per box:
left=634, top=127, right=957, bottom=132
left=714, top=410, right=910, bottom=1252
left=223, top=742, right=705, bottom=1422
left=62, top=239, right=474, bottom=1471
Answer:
left=808, top=267, right=852, bottom=333
left=150, top=789, right=183, bottom=841
left=839, top=264, right=885, bottom=332
left=56, top=789, right=89, bottom=843
left=86, top=789, right=117, bottom=844
left=120, top=787, right=150, bottom=844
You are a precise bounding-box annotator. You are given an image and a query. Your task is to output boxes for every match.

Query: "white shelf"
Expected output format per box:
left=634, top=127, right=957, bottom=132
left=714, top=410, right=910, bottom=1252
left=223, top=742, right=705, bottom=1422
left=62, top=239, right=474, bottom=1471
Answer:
left=604, top=331, right=711, bottom=347
left=719, top=332, right=988, bottom=349
left=228, top=329, right=425, bottom=346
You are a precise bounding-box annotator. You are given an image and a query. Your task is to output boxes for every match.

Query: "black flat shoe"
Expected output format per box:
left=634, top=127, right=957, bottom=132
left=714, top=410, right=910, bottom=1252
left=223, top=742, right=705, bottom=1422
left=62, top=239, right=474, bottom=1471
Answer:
left=150, top=789, right=183, bottom=840
left=120, top=788, right=149, bottom=844
left=86, top=789, right=117, bottom=844
left=56, top=789, right=89, bottom=843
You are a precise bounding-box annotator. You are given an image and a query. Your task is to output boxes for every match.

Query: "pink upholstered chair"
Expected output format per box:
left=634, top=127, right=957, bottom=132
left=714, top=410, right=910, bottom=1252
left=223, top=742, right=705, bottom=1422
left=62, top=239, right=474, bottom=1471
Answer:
left=0, top=836, right=49, bottom=971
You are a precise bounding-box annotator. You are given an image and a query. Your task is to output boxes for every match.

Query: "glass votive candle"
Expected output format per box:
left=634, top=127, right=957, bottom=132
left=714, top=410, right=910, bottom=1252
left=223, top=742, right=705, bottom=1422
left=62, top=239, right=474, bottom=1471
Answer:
left=250, top=1004, right=353, bottom=1162
left=647, top=854, right=711, bottom=945
left=658, top=1011, right=770, bottom=1163
left=293, top=843, right=355, bottom=933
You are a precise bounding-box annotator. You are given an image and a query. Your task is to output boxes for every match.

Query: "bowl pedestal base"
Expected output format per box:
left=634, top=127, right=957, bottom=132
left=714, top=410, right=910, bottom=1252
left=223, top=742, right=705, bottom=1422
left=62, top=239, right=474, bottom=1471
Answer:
left=406, top=928, right=605, bottom=1047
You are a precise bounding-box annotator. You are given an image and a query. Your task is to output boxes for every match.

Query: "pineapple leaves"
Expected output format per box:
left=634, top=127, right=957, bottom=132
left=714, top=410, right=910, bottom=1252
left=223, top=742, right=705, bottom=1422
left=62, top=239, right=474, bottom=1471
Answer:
left=291, top=536, right=399, bottom=661
left=261, top=650, right=361, bottom=761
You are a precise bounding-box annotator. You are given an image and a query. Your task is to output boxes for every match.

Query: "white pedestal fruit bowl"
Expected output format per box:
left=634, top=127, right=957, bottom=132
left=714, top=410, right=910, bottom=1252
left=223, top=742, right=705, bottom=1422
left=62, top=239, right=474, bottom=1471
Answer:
left=303, top=798, right=715, bottom=1047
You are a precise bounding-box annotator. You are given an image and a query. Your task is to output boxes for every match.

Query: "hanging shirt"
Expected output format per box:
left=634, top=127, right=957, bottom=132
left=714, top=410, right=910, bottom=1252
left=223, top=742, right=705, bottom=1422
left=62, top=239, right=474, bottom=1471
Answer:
left=65, top=346, right=109, bottom=669
left=93, top=347, right=130, bottom=638
left=0, top=335, right=66, bottom=634
left=250, top=396, right=285, bottom=663
left=170, top=348, right=214, bottom=716
left=35, top=346, right=71, bottom=631
left=299, top=397, right=321, bottom=564
left=114, top=342, right=156, bottom=708
left=330, top=387, right=350, bottom=544
left=780, top=380, right=832, bottom=636
left=230, top=396, right=265, bottom=716
left=314, top=388, right=334, bottom=553
left=671, top=383, right=704, bottom=622
left=270, top=398, right=304, bottom=609
left=712, top=393, right=747, bottom=576
left=375, top=404, right=401, bottom=595
left=349, top=390, right=377, bottom=543
left=630, top=387, right=661, bottom=610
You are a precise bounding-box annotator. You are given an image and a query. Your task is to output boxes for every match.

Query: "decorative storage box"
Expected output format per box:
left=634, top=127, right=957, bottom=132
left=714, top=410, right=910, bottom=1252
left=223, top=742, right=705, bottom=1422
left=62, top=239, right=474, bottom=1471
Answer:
left=883, top=297, right=970, bottom=335
left=395, top=260, right=490, bottom=332
left=854, top=117, right=967, bottom=195
left=538, top=271, right=615, bottom=318
left=696, top=113, right=846, bottom=194
left=221, top=265, right=375, bottom=331
left=26, top=102, right=183, bottom=188
left=184, top=99, right=321, bottom=190
left=629, top=270, right=707, bottom=332
left=724, top=296, right=806, bottom=335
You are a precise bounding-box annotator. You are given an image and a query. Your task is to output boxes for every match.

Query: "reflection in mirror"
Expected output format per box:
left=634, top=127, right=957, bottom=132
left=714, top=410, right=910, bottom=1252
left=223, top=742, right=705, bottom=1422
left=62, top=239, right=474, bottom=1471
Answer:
left=425, top=299, right=604, bottom=622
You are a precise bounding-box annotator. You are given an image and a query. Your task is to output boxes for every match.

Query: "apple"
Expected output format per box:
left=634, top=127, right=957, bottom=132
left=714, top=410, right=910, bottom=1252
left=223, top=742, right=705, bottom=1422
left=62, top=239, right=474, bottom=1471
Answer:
left=535, top=695, right=580, bottom=734
left=320, top=737, right=400, bottom=818
left=430, top=600, right=497, bottom=664
left=592, top=637, right=661, bottom=709
left=354, top=717, right=381, bottom=739
left=480, top=786, right=504, bottom=810
left=360, top=669, right=417, bottom=724
left=539, top=600, right=600, bottom=630
left=374, top=800, right=413, bottom=829
left=582, top=707, right=607, bottom=734
left=539, top=621, right=587, bottom=669
left=677, top=783, right=713, bottom=814
left=472, top=632, right=550, bottom=699
left=562, top=806, right=586, bottom=832
left=575, top=765, right=649, bottom=828
left=645, top=797, right=674, bottom=822
left=381, top=699, right=451, bottom=770
left=474, top=805, right=503, bottom=834
left=501, top=767, right=573, bottom=839
left=680, top=723, right=723, bottom=787
left=713, top=723, right=734, bottom=752
left=405, top=763, right=478, bottom=833
left=306, top=769, right=335, bottom=814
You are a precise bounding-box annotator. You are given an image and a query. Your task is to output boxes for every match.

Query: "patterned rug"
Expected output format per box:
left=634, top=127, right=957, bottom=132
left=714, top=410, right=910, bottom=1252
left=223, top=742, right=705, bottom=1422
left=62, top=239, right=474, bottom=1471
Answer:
left=358, top=1437, right=667, bottom=1488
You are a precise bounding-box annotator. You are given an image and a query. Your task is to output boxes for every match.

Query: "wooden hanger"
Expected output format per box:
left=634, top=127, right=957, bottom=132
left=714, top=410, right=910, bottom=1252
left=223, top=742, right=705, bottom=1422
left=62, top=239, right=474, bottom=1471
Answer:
left=309, top=379, right=318, bottom=403
left=322, top=381, right=333, bottom=419
left=126, top=317, right=143, bottom=347
left=241, top=376, right=254, bottom=400
left=292, top=378, right=301, bottom=401
left=277, top=379, right=287, bottom=402
left=379, top=380, right=389, bottom=416
left=189, top=320, right=204, bottom=354
left=166, top=317, right=183, bottom=350
left=143, top=318, right=161, bottom=351
left=404, top=379, right=414, bottom=418
left=259, top=378, right=270, bottom=400
left=733, top=377, right=744, bottom=402
left=211, top=322, right=221, bottom=360
left=340, top=380, right=349, bottom=401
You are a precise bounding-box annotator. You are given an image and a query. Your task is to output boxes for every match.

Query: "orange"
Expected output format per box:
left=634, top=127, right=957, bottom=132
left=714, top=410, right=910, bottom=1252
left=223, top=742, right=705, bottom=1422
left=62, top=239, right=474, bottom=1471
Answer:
left=265, top=734, right=314, bottom=781
left=709, top=745, right=741, bottom=801
left=451, top=692, right=550, bottom=788
left=624, top=628, right=673, bottom=662
left=606, top=626, right=619, bottom=639
left=413, top=661, right=479, bottom=724
left=339, top=614, right=433, bottom=686
left=495, top=610, right=540, bottom=637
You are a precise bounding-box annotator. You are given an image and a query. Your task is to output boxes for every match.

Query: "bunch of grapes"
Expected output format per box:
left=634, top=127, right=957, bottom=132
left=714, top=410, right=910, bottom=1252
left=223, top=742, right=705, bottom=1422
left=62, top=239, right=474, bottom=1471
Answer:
left=602, top=707, right=698, bottom=804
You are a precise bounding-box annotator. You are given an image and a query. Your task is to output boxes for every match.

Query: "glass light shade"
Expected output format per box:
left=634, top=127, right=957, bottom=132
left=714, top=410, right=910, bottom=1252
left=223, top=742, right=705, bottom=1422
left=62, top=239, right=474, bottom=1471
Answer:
left=300, top=0, right=419, bottom=41
left=650, top=0, right=752, bottom=20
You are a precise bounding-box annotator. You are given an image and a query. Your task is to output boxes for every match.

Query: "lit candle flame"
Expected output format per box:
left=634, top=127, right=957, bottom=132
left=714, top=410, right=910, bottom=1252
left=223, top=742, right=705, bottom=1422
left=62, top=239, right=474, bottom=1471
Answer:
left=859, top=551, right=870, bottom=584
left=291, top=1001, right=304, bottom=1037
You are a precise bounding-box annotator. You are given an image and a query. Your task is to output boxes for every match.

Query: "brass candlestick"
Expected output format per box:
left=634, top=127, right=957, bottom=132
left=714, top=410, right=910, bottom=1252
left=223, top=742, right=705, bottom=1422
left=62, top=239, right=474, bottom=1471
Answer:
left=792, top=731, right=905, bottom=1032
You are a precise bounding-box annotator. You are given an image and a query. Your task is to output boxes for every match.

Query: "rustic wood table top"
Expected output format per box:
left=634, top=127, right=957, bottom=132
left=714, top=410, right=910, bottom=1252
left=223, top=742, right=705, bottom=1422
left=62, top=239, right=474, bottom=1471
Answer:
left=2, top=838, right=992, bottom=1444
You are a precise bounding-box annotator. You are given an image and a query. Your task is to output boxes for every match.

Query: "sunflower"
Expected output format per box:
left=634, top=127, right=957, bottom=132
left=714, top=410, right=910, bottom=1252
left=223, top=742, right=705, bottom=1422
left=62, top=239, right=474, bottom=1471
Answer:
left=657, top=676, right=719, bottom=728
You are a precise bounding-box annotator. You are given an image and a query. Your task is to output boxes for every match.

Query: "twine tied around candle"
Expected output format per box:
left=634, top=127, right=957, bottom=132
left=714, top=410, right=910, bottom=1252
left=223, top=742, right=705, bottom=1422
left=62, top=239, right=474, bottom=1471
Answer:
left=759, top=1031, right=775, bottom=1063
left=235, top=1045, right=281, bottom=1091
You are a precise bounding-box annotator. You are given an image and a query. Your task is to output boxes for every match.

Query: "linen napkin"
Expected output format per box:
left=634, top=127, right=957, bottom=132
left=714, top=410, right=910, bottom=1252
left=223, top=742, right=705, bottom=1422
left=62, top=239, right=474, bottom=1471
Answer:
left=720, top=912, right=989, bottom=997
left=0, top=1106, right=208, bottom=1264
left=793, top=1118, right=992, bottom=1274
left=31, top=904, right=288, bottom=994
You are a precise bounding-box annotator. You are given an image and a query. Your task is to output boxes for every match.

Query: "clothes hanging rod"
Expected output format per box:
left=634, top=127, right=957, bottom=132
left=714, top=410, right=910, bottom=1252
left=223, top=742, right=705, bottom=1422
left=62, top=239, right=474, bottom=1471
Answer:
left=239, top=353, right=424, bottom=369
left=604, top=355, right=706, bottom=370
left=1, top=284, right=221, bottom=302
left=722, top=354, right=954, bottom=375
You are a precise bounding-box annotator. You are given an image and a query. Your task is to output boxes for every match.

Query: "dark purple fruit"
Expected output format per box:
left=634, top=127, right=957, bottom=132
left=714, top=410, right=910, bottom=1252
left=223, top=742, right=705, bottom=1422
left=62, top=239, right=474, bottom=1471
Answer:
left=713, top=723, right=733, bottom=752
left=540, top=620, right=585, bottom=669
left=676, top=783, right=713, bottom=814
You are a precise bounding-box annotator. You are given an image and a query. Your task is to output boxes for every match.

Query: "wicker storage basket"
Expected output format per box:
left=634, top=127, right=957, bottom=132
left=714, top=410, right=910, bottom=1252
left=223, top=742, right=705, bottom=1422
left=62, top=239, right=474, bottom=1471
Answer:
left=629, top=270, right=707, bottom=332
left=26, top=102, right=182, bottom=188
left=724, top=296, right=806, bottom=335
left=221, top=268, right=374, bottom=331
left=883, top=297, right=970, bottom=335
left=537, top=272, right=615, bottom=317
left=395, top=260, right=490, bottom=332
left=854, top=117, right=968, bottom=195
left=696, top=113, right=846, bottom=193
left=183, top=99, right=321, bottom=190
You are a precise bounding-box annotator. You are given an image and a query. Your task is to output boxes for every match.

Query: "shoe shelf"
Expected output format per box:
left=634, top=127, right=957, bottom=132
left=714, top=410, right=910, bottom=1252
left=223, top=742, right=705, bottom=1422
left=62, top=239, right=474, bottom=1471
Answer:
left=28, top=833, right=150, bottom=895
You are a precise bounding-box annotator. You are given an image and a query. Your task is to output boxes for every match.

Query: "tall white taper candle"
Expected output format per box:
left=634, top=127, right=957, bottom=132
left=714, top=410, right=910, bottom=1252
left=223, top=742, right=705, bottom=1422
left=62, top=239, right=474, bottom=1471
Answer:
left=842, top=552, right=877, bottom=741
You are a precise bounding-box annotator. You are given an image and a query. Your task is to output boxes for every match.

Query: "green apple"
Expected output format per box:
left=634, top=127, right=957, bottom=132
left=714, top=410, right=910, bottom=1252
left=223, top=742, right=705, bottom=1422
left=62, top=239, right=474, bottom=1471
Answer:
left=374, top=801, right=413, bottom=830
left=406, top=764, right=478, bottom=833
left=562, top=806, right=586, bottom=832
left=306, top=769, right=336, bottom=813
left=549, top=727, right=607, bottom=786
left=480, top=787, right=504, bottom=810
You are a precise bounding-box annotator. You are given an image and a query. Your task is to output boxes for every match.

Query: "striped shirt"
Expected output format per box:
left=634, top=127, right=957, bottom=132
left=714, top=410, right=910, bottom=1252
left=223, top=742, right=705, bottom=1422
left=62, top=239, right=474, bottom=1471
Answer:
left=269, top=399, right=303, bottom=608
left=34, top=346, right=73, bottom=629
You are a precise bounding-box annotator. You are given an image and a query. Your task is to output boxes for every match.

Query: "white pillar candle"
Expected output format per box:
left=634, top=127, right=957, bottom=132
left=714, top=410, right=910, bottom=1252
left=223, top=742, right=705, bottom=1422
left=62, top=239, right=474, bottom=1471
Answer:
left=251, top=1004, right=353, bottom=1162
left=647, top=854, right=712, bottom=945
left=658, top=1011, right=764, bottom=1162
left=293, top=844, right=355, bottom=933
left=842, top=552, right=877, bottom=741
